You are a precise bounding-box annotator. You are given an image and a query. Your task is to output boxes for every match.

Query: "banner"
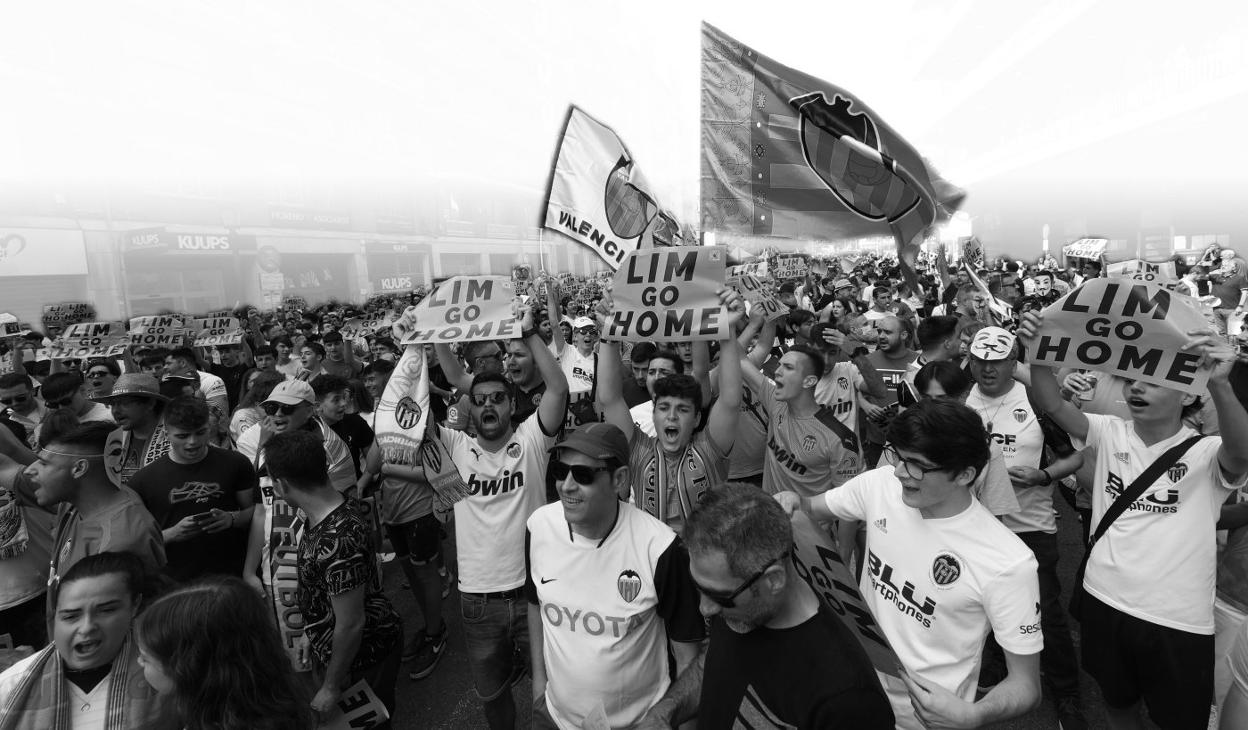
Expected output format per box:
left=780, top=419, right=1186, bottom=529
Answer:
left=128, top=315, right=185, bottom=348
left=318, top=679, right=390, bottom=730
left=962, top=263, right=1013, bottom=326
left=606, top=246, right=729, bottom=342
left=544, top=106, right=692, bottom=270
left=338, top=314, right=397, bottom=341
left=961, top=236, right=985, bottom=269
left=727, top=261, right=768, bottom=278
left=1062, top=238, right=1108, bottom=259
left=50, top=321, right=128, bottom=359
left=191, top=317, right=245, bottom=347
left=1105, top=259, right=1179, bottom=285
left=1032, top=279, right=1211, bottom=395
left=0, top=322, right=30, bottom=339
left=727, top=274, right=789, bottom=321
left=395, top=276, right=518, bottom=345
left=41, top=302, right=95, bottom=331
left=701, top=23, right=963, bottom=286
left=259, top=477, right=306, bottom=672
left=772, top=253, right=809, bottom=280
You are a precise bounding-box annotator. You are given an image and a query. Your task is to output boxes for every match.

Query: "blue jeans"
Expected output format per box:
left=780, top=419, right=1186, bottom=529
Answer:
left=460, top=591, right=530, bottom=702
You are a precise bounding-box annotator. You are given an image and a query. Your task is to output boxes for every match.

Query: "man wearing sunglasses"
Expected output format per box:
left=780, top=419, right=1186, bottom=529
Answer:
left=775, top=399, right=1042, bottom=729
left=424, top=302, right=568, bottom=729
left=34, top=373, right=114, bottom=447
left=433, top=340, right=508, bottom=434
left=0, top=372, right=46, bottom=450
left=641, top=483, right=893, bottom=729
left=525, top=422, right=705, bottom=730
left=560, top=317, right=599, bottom=396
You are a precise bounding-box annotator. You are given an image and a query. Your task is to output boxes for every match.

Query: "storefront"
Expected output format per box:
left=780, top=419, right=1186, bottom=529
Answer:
left=121, top=228, right=255, bottom=316
left=364, top=240, right=432, bottom=295
left=0, top=228, right=91, bottom=328
left=238, top=235, right=362, bottom=308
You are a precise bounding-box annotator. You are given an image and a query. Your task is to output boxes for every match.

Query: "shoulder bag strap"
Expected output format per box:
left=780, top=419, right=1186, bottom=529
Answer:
left=1088, top=434, right=1204, bottom=549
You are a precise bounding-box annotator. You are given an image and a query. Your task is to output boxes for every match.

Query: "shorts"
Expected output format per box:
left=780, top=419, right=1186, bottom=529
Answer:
left=460, top=591, right=529, bottom=702
left=384, top=513, right=441, bottom=563
left=1081, top=593, right=1213, bottom=729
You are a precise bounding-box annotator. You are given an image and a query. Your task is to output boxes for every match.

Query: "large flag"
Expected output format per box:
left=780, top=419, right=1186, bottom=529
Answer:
left=701, top=23, right=963, bottom=287
left=544, top=106, right=692, bottom=270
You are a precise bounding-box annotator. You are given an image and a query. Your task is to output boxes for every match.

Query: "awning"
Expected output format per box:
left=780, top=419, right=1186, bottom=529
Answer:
left=1063, top=238, right=1108, bottom=259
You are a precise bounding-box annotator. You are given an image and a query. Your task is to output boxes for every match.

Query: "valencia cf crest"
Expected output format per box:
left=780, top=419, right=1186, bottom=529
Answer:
left=1012, top=408, right=1027, bottom=424
left=931, top=552, right=962, bottom=588
left=837, top=376, right=849, bottom=390
left=506, top=442, right=521, bottom=459
left=790, top=91, right=921, bottom=224
left=1167, top=462, right=1189, bottom=483
left=395, top=396, right=423, bottom=430
left=802, top=435, right=817, bottom=452
left=617, top=569, right=642, bottom=603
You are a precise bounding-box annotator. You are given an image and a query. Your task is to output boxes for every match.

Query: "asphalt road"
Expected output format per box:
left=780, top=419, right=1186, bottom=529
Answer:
left=386, top=495, right=1114, bottom=729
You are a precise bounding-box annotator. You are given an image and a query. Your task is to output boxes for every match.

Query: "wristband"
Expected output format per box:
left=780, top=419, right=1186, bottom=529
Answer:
left=1039, top=468, right=1052, bottom=485
left=522, top=328, right=540, bottom=340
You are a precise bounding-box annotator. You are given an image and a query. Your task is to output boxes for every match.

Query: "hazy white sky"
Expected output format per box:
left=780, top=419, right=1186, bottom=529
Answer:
left=3, top=0, right=1246, bottom=250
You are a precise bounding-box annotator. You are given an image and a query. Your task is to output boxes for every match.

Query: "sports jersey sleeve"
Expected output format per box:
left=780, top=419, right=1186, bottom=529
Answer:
left=982, top=552, right=1043, bottom=656
left=1073, top=412, right=1114, bottom=451
left=757, top=377, right=778, bottom=418
left=324, top=432, right=356, bottom=493
left=654, top=538, right=706, bottom=643
left=820, top=470, right=873, bottom=522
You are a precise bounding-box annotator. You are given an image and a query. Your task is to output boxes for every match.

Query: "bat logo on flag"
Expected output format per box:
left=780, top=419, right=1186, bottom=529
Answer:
left=617, top=569, right=642, bottom=603
left=395, top=396, right=423, bottom=430
left=604, top=157, right=684, bottom=248
left=790, top=92, right=923, bottom=225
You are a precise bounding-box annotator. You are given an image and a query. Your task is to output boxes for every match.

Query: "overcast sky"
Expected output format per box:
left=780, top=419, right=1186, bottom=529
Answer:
left=3, top=0, right=1245, bottom=256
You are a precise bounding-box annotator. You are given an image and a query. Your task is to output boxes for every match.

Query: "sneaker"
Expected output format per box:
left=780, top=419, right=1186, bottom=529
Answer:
left=440, top=566, right=454, bottom=599
left=1056, top=696, right=1087, bottom=730
left=401, top=628, right=427, bottom=662
left=409, top=627, right=448, bottom=680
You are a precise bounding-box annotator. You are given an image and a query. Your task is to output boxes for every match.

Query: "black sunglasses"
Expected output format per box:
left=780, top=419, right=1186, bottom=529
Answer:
left=551, top=460, right=613, bottom=485
left=0, top=395, right=29, bottom=406
left=262, top=402, right=304, bottom=416
left=695, top=547, right=792, bottom=608
left=469, top=391, right=509, bottom=407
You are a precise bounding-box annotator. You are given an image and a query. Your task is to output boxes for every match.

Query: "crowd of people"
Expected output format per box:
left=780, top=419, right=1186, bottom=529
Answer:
left=1, top=245, right=1247, bottom=729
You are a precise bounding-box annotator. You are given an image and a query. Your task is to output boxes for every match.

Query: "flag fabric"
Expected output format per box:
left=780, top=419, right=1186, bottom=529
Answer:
left=544, top=106, right=692, bottom=270
left=701, top=22, right=963, bottom=285
left=964, top=262, right=1014, bottom=326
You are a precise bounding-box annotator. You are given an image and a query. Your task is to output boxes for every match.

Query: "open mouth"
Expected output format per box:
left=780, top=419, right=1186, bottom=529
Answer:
left=662, top=426, right=680, bottom=439
left=1127, top=397, right=1148, bottom=408
left=73, top=639, right=102, bottom=657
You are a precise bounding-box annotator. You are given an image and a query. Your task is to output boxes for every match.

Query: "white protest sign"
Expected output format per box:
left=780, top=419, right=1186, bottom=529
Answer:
left=607, top=246, right=729, bottom=343
left=0, top=321, right=30, bottom=339
left=50, top=321, right=129, bottom=359
left=1032, top=278, right=1211, bottom=395
left=727, top=274, right=789, bottom=321
left=191, top=317, right=245, bottom=347
left=128, top=316, right=185, bottom=348
left=772, top=253, right=809, bottom=280
left=727, top=261, right=768, bottom=278
left=317, top=679, right=390, bottom=730
left=339, top=314, right=396, bottom=341
left=396, top=276, right=518, bottom=345
left=1063, top=238, right=1108, bottom=259
left=1105, top=259, right=1178, bottom=285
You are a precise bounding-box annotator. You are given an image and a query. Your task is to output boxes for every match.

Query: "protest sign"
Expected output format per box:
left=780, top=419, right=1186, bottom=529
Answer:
left=50, top=322, right=129, bottom=359
left=0, top=321, right=30, bottom=339
left=191, top=317, right=245, bottom=347
left=1105, top=259, right=1178, bottom=285
left=339, top=314, right=397, bottom=341
left=726, top=261, right=768, bottom=279
left=318, top=679, right=390, bottom=730
left=544, top=107, right=691, bottom=270
left=772, top=253, right=809, bottom=280
left=41, top=303, right=95, bottom=331
left=282, top=296, right=308, bottom=311
left=128, top=315, right=185, bottom=348
left=1032, top=279, right=1211, bottom=395
left=607, top=246, right=729, bottom=342
left=396, top=275, right=518, bottom=346
left=727, top=274, right=789, bottom=321
left=1062, top=238, right=1108, bottom=260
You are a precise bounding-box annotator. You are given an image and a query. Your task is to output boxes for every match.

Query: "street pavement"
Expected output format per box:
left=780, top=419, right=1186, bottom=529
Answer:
left=387, top=495, right=1114, bottom=729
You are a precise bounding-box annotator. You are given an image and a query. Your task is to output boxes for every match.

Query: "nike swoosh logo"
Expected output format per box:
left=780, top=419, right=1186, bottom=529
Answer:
left=540, top=578, right=557, bottom=584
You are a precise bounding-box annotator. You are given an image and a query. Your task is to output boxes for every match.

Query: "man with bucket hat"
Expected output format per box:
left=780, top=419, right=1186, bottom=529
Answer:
left=98, top=373, right=171, bottom=489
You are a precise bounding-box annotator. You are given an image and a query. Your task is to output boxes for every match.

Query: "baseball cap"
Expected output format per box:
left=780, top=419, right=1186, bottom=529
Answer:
left=572, top=316, right=597, bottom=330
left=549, top=422, right=629, bottom=466
left=833, top=278, right=854, bottom=290
left=969, top=327, right=1018, bottom=361
left=264, top=380, right=316, bottom=406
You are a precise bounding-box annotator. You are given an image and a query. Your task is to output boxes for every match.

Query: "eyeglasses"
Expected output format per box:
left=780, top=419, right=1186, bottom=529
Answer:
left=883, top=445, right=949, bottom=480
left=575, top=328, right=599, bottom=337
left=469, top=391, right=509, bottom=407
left=695, top=547, right=792, bottom=608
left=262, top=402, right=304, bottom=416
left=551, top=460, right=613, bottom=485
left=0, top=395, right=29, bottom=406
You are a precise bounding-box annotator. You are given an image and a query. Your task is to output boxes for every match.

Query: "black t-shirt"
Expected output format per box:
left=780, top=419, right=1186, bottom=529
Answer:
left=129, top=446, right=257, bottom=583
left=698, top=602, right=894, bottom=729
left=512, top=382, right=547, bottom=428
left=210, top=362, right=250, bottom=411
left=329, top=413, right=374, bottom=478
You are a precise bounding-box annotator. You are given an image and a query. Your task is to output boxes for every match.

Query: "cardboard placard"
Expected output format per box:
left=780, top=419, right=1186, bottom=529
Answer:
left=128, top=315, right=186, bottom=348
left=727, top=261, right=769, bottom=278
left=1032, top=279, right=1211, bottom=395
left=41, top=303, right=95, bottom=330
left=50, top=321, right=129, bottom=359
left=338, top=314, right=397, bottom=341
left=0, top=322, right=30, bottom=339
left=317, top=679, right=391, bottom=729
left=606, top=246, right=729, bottom=342
left=727, top=274, right=789, bottom=321
left=1063, top=238, right=1108, bottom=260
left=395, top=276, right=518, bottom=345
left=1105, top=259, right=1178, bottom=285
left=191, top=317, right=245, bottom=347
left=772, top=253, right=809, bottom=280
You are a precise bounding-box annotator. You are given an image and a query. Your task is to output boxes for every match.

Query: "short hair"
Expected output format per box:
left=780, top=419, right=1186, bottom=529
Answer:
left=362, top=359, right=396, bottom=378
left=887, top=398, right=989, bottom=481
left=787, top=309, right=816, bottom=328
left=46, top=421, right=113, bottom=455
left=139, top=348, right=170, bottom=368
left=169, top=347, right=200, bottom=366
left=1083, top=260, right=1103, bottom=272
left=270, top=335, right=293, bottom=349
left=371, top=337, right=398, bottom=354
left=253, top=345, right=276, bottom=358
left=469, top=371, right=514, bottom=401
left=652, top=373, right=703, bottom=412
left=86, top=359, right=121, bottom=376
left=684, top=483, right=792, bottom=580
left=872, top=285, right=894, bottom=298
left=788, top=344, right=825, bottom=381
left=58, top=551, right=146, bottom=604
left=629, top=341, right=658, bottom=364
left=0, top=372, right=31, bottom=390
left=464, top=340, right=504, bottom=362
left=263, top=430, right=328, bottom=489
left=309, top=374, right=351, bottom=399
left=42, top=372, right=84, bottom=401
left=913, top=361, right=972, bottom=399
left=300, top=342, right=326, bottom=359
left=164, top=396, right=211, bottom=431
left=649, top=349, right=685, bottom=374
left=916, top=315, right=960, bottom=351
left=239, top=372, right=286, bottom=410
left=38, top=409, right=82, bottom=449
left=160, top=373, right=200, bottom=401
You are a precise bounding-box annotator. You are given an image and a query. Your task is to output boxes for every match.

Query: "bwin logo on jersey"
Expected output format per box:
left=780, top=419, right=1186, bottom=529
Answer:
left=1167, top=462, right=1189, bottom=483
left=395, top=396, right=423, bottom=430
left=617, top=570, right=642, bottom=603
left=802, top=435, right=817, bottom=452
left=1012, top=408, right=1027, bottom=423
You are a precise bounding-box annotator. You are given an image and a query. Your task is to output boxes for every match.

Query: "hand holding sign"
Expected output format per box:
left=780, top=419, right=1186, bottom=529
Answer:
left=1180, top=327, right=1238, bottom=382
